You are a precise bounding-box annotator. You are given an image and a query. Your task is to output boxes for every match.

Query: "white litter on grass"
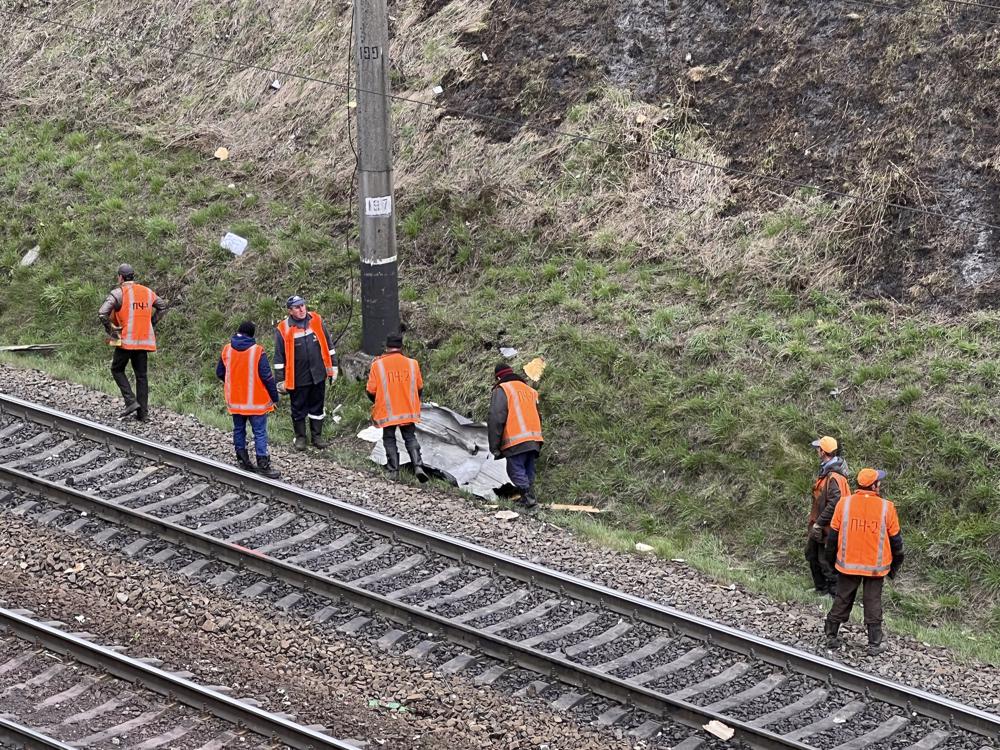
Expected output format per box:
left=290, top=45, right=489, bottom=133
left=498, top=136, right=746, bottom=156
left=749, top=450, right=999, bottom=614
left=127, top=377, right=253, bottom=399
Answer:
left=494, top=510, right=519, bottom=521
left=20, top=245, right=40, bottom=267
left=499, top=347, right=518, bottom=358
left=221, top=232, right=248, bottom=257
left=432, top=85, right=444, bottom=95
left=635, top=543, right=655, bottom=554
left=270, top=79, right=282, bottom=90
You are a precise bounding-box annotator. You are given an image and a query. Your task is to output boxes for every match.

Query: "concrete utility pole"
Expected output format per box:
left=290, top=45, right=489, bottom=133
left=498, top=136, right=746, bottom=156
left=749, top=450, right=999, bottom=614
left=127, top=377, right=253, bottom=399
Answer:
left=354, top=0, right=400, bottom=355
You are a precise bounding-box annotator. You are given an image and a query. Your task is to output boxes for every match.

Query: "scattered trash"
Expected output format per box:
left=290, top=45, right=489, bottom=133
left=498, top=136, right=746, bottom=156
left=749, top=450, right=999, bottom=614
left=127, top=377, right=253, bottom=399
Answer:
left=546, top=503, right=602, bottom=514
left=671, top=558, right=686, bottom=563
left=481, top=52, right=489, bottom=62
left=74, top=615, right=86, bottom=624
left=220, top=232, right=249, bottom=257
left=20, top=245, right=40, bottom=267
left=214, top=146, right=230, bottom=161
left=635, top=542, right=655, bottom=554
left=332, top=404, right=343, bottom=424
left=499, top=346, right=518, bottom=358
left=523, top=357, right=546, bottom=382
left=63, top=562, right=86, bottom=575
left=367, top=699, right=409, bottom=713
left=432, top=85, right=444, bottom=95
left=703, top=720, right=734, bottom=741
left=495, top=510, right=520, bottom=521
left=270, top=79, right=282, bottom=90
left=684, top=52, right=692, bottom=63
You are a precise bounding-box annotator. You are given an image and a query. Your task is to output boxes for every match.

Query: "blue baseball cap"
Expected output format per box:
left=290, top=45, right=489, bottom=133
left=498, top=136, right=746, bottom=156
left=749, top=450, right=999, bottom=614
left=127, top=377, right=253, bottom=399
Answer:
left=286, top=295, right=306, bottom=308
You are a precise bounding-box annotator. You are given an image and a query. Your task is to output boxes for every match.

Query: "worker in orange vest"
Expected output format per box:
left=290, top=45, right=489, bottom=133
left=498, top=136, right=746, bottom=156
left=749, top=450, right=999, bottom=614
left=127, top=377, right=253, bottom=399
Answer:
left=98, top=263, right=168, bottom=422
left=824, top=468, right=905, bottom=655
left=488, top=363, right=543, bottom=509
left=216, top=321, right=281, bottom=478
left=273, top=295, right=338, bottom=451
left=806, top=436, right=850, bottom=596
left=366, top=333, right=427, bottom=482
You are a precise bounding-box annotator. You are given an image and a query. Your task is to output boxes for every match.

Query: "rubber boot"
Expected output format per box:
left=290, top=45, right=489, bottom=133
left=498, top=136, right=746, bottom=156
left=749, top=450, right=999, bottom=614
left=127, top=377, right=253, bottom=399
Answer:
left=235, top=448, right=256, bottom=472
left=405, top=441, right=429, bottom=483
left=522, top=484, right=539, bottom=509
left=866, top=623, right=885, bottom=656
left=384, top=441, right=400, bottom=481
left=310, top=418, right=330, bottom=449
left=293, top=420, right=308, bottom=451
left=256, top=454, right=280, bottom=479
left=120, top=399, right=140, bottom=418
left=824, top=620, right=841, bottom=649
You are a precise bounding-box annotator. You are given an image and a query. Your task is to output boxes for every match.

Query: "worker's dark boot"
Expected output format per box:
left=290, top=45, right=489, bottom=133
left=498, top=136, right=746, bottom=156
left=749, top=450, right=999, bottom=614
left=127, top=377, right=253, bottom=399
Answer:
left=866, top=624, right=885, bottom=656
left=120, top=399, right=140, bottom=418
left=293, top=420, right=307, bottom=451
left=404, top=440, right=429, bottom=483
left=255, top=454, right=280, bottom=479
left=384, top=441, right=400, bottom=481
left=824, top=620, right=841, bottom=649
left=522, top=484, right=539, bottom=509
left=310, top=418, right=330, bottom=449
left=235, top=448, right=256, bottom=472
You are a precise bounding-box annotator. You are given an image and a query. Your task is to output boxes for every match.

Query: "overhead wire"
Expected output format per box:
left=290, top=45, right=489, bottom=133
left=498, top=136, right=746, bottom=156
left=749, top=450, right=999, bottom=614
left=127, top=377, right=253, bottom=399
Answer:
left=0, top=5, right=998, bottom=232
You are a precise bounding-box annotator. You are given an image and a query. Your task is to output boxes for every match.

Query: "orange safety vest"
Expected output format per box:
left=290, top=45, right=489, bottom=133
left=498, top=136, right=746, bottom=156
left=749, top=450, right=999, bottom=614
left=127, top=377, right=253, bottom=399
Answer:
left=276, top=313, right=334, bottom=390
left=221, top=344, right=275, bottom=416
left=499, top=381, right=543, bottom=450
left=809, top=471, right=850, bottom=529
left=367, top=352, right=423, bottom=428
left=830, top=489, right=900, bottom=577
left=112, top=282, right=157, bottom=351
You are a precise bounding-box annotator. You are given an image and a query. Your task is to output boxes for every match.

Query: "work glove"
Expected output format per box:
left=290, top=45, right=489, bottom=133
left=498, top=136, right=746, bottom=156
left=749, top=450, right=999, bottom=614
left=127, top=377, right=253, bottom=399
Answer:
left=276, top=381, right=288, bottom=395
left=328, top=366, right=339, bottom=384
left=808, top=524, right=823, bottom=542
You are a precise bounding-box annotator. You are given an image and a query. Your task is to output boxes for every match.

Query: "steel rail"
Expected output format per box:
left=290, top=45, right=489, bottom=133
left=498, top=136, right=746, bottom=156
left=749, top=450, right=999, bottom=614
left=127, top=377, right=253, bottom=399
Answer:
left=0, top=717, right=76, bottom=750
left=2, top=394, right=999, bottom=740
left=0, top=605, right=353, bottom=750
left=0, top=464, right=809, bottom=750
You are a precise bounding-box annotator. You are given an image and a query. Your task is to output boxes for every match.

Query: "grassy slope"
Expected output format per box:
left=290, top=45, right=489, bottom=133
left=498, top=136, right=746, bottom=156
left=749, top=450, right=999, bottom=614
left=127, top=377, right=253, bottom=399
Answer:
left=2, top=115, right=1000, bottom=668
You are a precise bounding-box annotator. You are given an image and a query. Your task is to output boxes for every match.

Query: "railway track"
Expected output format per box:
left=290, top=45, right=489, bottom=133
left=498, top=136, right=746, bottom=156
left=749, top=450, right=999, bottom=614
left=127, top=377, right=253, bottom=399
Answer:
left=0, top=393, right=997, bottom=750
left=0, top=603, right=355, bottom=749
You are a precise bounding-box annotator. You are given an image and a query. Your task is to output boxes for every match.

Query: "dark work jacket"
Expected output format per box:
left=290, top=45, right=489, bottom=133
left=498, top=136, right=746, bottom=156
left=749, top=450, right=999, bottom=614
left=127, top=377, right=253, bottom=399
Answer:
left=216, top=334, right=281, bottom=404
left=487, top=373, right=541, bottom=458
left=272, top=313, right=337, bottom=388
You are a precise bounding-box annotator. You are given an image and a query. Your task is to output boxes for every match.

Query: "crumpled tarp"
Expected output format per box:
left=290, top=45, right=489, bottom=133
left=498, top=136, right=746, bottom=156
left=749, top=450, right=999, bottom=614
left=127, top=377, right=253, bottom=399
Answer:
left=357, top=403, right=511, bottom=499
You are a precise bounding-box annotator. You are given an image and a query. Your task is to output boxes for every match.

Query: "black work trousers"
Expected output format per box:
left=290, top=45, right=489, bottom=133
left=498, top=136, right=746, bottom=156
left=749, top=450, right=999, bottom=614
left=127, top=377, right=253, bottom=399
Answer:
left=805, top=537, right=837, bottom=592
left=383, top=423, right=419, bottom=454
left=827, top=573, right=884, bottom=626
left=111, top=348, right=148, bottom=411
left=289, top=381, right=325, bottom=422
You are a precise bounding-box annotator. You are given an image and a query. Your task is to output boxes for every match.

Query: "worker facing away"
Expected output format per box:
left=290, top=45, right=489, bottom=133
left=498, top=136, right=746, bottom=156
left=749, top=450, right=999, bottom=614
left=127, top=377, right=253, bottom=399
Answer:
left=366, top=333, right=428, bottom=482
left=273, top=295, right=337, bottom=451
left=806, top=435, right=850, bottom=596
left=488, top=363, right=543, bottom=509
left=216, top=321, right=280, bottom=479
left=98, top=263, right=167, bottom=422
left=824, top=468, right=905, bottom=655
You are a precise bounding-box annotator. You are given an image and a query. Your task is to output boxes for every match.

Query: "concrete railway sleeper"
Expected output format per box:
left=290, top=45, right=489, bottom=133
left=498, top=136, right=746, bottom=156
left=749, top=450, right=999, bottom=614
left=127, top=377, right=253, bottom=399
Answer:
left=0, top=605, right=358, bottom=750
left=0, top=395, right=998, bottom=749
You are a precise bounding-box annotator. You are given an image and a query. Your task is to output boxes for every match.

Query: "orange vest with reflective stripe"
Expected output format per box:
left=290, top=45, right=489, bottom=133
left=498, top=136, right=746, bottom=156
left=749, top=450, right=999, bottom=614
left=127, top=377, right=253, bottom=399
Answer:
left=112, top=283, right=157, bottom=351
left=367, top=352, right=423, bottom=428
left=222, top=344, right=275, bottom=416
left=277, top=313, right=334, bottom=390
left=500, top=381, right=543, bottom=450
left=830, top=489, right=900, bottom=577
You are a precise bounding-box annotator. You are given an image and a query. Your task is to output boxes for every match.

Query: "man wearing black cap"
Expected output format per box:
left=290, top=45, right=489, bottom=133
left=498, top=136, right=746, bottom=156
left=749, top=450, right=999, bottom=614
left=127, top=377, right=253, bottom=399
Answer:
left=216, top=321, right=281, bottom=478
left=273, top=295, right=338, bottom=450
left=488, top=363, right=544, bottom=508
left=366, top=333, right=427, bottom=482
left=98, top=263, right=168, bottom=421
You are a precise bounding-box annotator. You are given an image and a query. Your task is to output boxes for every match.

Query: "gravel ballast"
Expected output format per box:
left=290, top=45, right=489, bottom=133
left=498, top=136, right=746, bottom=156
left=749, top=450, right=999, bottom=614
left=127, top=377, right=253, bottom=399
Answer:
left=2, top=362, right=999, bottom=719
